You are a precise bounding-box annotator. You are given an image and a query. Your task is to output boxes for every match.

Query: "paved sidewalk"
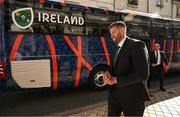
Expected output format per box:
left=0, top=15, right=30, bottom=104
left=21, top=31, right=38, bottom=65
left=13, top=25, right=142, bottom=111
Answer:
left=68, top=83, right=180, bottom=116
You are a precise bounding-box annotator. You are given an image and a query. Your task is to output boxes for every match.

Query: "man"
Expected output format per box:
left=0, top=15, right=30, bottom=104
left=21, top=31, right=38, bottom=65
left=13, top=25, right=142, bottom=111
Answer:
left=103, top=21, right=150, bottom=116
left=148, top=43, right=169, bottom=91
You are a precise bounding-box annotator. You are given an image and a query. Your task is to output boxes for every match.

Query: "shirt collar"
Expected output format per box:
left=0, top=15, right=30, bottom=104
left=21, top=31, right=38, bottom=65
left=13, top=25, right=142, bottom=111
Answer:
left=117, top=36, right=127, bottom=47
left=154, top=50, right=160, bottom=52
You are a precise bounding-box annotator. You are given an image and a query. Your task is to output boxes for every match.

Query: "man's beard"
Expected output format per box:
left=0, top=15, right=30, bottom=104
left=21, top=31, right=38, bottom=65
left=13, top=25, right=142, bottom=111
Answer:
left=114, top=38, right=120, bottom=45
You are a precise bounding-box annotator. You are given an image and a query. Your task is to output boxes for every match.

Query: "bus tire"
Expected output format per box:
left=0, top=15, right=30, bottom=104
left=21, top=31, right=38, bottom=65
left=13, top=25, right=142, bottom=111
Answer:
left=88, top=65, right=109, bottom=90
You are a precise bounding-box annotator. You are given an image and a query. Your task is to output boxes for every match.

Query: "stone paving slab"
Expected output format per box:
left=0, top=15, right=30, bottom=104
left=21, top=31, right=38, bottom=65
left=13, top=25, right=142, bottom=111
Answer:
left=64, top=83, right=180, bottom=116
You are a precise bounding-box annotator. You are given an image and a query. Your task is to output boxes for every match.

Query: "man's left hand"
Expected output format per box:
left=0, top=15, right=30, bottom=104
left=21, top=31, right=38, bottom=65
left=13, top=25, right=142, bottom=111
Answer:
left=103, top=72, right=117, bottom=85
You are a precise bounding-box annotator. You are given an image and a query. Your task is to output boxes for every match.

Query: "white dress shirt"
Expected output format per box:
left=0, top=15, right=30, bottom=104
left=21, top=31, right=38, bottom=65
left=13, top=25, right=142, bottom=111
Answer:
left=156, top=50, right=161, bottom=65
left=152, top=50, right=161, bottom=66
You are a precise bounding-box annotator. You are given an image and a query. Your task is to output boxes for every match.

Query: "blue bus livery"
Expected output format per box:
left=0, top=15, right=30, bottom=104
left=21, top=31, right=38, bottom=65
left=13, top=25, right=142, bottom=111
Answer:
left=0, top=0, right=179, bottom=91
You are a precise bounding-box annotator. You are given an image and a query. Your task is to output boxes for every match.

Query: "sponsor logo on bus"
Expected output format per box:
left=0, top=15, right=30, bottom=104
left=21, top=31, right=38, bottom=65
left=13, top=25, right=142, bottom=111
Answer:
left=12, top=8, right=34, bottom=29
left=12, top=7, right=85, bottom=29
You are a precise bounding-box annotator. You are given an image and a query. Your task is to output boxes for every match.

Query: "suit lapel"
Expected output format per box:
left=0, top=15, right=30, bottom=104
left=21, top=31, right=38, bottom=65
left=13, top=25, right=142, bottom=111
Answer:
left=110, top=46, right=116, bottom=71
left=153, top=51, right=156, bottom=61
left=160, top=52, right=163, bottom=63
left=152, top=51, right=156, bottom=62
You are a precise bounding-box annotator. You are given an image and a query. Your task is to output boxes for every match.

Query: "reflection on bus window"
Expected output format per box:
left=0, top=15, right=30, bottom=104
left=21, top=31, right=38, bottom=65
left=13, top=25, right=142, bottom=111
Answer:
left=151, top=19, right=171, bottom=39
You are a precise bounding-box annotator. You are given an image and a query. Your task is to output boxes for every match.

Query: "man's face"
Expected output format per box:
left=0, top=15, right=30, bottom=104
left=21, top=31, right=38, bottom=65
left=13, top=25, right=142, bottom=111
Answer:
left=109, top=26, right=125, bottom=45
left=154, top=44, right=160, bottom=51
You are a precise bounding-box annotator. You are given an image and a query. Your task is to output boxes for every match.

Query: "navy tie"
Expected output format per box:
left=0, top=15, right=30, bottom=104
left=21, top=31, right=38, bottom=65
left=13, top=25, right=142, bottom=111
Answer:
left=114, top=46, right=121, bottom=66
left=155, top=51, right=158, bottom=63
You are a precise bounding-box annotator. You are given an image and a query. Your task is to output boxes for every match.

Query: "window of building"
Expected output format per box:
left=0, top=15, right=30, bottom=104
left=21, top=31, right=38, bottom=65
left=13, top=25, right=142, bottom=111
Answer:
left=176, top=6, right=180, bottom=18
left=127, top=0, right=138, bottom=7
left=156, top=0, right=163, bottom=7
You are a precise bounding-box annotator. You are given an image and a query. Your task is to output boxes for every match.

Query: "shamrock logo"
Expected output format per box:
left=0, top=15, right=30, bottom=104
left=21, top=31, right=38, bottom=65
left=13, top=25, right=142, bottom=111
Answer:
left=12, top=8, right=34, bottom=29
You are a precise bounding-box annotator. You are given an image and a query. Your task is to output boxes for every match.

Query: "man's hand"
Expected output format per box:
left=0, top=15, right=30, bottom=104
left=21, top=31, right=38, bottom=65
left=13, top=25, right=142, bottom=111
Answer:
left=164, top=64, right=170, bottom=74
left=151, top=64, right=157, bottom=67
left=103, top=71, right=117, bottom=85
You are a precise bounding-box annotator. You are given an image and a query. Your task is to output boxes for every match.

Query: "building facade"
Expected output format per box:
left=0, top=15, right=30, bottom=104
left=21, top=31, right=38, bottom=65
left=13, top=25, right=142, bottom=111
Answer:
left=61, top=0, right=180, bottom=20
left=173, top=0, right=180, bottom=19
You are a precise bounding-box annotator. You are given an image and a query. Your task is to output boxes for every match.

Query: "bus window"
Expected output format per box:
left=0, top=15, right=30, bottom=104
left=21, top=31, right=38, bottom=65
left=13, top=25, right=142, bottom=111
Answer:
left=151, top=19, right=172, bottom=39
left=63, top=25, right=84, bottom=35
left=85, top=8, right=117, bottom=35
left=86, top=11, right=109, bottom=22
left=42, top=2, right=52, bottom=9
left=173, top=21, right=180, bottom=39
left=86, top=25, right=99, bottom=35
left=123, top=14, right=149, bottom=39
left=53, top=3, right=62, bottom=10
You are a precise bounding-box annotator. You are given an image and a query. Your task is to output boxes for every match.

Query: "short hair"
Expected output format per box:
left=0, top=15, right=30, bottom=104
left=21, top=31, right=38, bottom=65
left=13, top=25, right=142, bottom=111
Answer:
left=108, top=21, right=126, bottom=31
left=155, top=43, right=160, bottom=45
left=155, top=43, right=160, bottom=47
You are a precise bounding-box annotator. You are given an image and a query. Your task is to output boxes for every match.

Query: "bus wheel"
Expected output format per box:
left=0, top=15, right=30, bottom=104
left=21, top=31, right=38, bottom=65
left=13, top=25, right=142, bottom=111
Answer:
left=88, top=65, right=109, bottom=90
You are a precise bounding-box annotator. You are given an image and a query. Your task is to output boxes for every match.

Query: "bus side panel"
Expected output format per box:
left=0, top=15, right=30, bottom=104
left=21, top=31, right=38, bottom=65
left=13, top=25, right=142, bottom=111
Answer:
left=5, top=33, right=114, bottom=90
left=172, top=39, right=180, bottom=72
left=5, top=34, right=54, bottom=90
left=52, top=35, right=114, bottom=88
left=79, top=35, right=114, bottom=86
left=51, top=34, right=77, bottom=89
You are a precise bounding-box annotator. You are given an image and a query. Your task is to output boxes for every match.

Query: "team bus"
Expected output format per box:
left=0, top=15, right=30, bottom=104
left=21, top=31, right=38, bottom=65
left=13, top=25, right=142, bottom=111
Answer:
left=0, top=0, right=180, bottom=91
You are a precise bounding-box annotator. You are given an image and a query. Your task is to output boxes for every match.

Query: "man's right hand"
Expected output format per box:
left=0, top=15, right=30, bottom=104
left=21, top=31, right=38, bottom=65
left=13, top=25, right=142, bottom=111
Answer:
left=151, top=64, right=157, bottom=67
left=103, top=71, right=117, bottom=85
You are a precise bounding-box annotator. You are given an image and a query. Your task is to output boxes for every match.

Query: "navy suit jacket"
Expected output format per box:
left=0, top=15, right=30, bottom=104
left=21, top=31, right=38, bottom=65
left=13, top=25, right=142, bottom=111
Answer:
left=150, top=51, right=168, bottom=66
left=109, top=37, right=150, bottom=102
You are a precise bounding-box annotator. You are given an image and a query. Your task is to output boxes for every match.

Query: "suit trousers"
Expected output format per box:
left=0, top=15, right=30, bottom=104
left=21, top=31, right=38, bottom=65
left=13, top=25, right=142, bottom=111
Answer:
left=108, top=91, right=145, bottom=116
left=148, top=65, right=165, bottom=89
